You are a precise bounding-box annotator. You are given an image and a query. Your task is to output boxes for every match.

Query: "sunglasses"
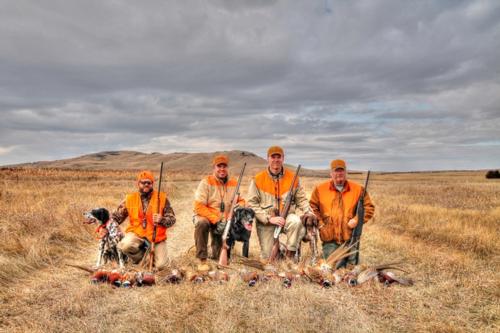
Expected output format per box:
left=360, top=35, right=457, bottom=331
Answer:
left=139, top=180, right=153, bottom=186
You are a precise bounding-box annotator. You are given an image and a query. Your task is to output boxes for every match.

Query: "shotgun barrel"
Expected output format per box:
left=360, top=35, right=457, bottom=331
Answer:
left=218, top=163, right=246, bottom=266
left=149, top=162, right=164, bottom=272
left=268, top=165, right=301, bottom=263
left=349, top=170, right=371, bottom=265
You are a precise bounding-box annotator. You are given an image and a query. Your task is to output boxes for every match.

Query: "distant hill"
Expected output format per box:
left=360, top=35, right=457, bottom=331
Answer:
left=7, top=150, right=330, bottom=177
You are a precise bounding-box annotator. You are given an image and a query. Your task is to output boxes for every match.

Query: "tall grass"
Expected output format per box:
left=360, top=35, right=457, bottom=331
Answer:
left=0, top=169, right=498, bottom=332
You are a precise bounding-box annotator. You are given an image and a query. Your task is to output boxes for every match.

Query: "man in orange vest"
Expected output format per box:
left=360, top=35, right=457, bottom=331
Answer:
left=111, top=170, right=176, bottom=269
left=193, top=155, right=245, bottom=271
left=309, top=159, right=375, bottom=266
left=247, top=146, right=316, bottom=260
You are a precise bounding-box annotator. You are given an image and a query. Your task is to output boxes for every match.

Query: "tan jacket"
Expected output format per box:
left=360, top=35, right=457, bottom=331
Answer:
left=193, top=175, right=245, bottom=224
left=309, top=179, right=375, bottom=244
left=247, top=168, right=311, bottom=224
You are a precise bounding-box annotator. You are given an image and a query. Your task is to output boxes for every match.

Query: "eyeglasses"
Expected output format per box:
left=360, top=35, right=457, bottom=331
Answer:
left=139, top=181, right=153, bottom=186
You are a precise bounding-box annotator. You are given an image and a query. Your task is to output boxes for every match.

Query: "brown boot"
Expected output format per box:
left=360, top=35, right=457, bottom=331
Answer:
left=197, top=259, right=210, bottom=272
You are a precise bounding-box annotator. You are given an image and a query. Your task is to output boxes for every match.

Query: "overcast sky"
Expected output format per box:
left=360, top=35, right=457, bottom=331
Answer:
left=1, top=0, right=499, bottom=171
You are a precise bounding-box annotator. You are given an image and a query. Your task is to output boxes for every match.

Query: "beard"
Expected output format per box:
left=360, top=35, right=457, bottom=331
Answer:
left=140, top=188, right=153, bottom=196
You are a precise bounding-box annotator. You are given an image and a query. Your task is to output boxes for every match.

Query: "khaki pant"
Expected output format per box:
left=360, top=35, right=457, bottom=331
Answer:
left=256, top=213, right=306, bottom=259
left=193, top=216, right=223, bottom=260
left=117, top=232, right=168, bottom=269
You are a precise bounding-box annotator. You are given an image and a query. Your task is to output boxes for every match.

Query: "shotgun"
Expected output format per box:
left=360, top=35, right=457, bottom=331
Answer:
left=149, top=162, right=164, bottom=272
left=268, top=165, right=301, bottom=263
left=218, top=162, right=246, bottom=266
left=348, top=170, right=371, bottom=265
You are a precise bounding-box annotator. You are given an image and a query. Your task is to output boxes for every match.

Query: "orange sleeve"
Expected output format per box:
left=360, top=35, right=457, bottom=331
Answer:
left=194, top=201, right=220, bottom=224
left=193, top=178, right=220, bottom=224
left=362, top=191, right=375, bottom=224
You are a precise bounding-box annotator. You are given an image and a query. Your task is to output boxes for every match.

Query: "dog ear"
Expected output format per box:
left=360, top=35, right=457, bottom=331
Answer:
left=234, top=207, right=242, bottom=220
left=90, top=208, right=101, bottom=221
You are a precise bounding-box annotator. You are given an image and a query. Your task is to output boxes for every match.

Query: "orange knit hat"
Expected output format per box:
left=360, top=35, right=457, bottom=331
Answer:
left=137, top=170, right=154, bottom=182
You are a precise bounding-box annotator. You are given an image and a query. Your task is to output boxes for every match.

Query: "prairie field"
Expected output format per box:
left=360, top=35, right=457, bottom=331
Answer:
left=0, top=168, right=498, bottom=332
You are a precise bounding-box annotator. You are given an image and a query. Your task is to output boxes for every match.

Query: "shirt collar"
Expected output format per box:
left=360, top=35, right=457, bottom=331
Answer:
left=267, top=167, right=284, bottom=180
left=330, top=180, right=350, bottom=192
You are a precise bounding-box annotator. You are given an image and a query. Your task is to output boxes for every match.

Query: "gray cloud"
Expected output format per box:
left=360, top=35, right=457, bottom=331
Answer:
left=0, top=0, right=499, bottom=171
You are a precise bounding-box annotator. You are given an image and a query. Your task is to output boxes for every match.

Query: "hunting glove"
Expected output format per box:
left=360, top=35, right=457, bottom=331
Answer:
left=214, top=221, right=227, bottom=235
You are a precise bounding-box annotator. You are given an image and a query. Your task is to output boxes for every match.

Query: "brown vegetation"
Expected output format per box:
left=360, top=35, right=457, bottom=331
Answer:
left=0, top=169, right=498, bottom=332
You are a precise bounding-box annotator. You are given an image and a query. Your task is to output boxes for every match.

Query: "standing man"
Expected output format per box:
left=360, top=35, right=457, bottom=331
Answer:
left=193, top=155, right=245, bottom=271
left=247, top=146, right=315, bottom=261
left=112, top=170, right=176, bottom=270
left=309, top=159, right=375, bottom=267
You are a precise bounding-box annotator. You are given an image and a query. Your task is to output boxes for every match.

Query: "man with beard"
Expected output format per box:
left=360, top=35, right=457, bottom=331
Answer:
left=111, top=170, right=176, bottom=270
left=193, top=155, right=245, bottom=271
left=247, top=146, right=316, bottom=261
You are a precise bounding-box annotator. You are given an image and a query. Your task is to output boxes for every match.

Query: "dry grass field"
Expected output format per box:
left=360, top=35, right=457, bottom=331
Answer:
left=0, top=168, right=498, bottom=332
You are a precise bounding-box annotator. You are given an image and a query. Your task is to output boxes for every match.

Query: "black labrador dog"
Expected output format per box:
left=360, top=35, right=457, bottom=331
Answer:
left=226, top=207, right=255, bottom=258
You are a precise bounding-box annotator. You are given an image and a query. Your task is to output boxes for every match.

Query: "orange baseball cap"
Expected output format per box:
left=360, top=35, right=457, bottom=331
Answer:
left=330, top=159, right=346, bottom=170
left=212, top=154, right=229, bottom=166
left=267, top=146, right=284, bottom=157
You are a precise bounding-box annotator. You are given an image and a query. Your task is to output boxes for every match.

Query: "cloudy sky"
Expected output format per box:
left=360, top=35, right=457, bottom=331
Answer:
left=1, top=0, right=499, bottom=171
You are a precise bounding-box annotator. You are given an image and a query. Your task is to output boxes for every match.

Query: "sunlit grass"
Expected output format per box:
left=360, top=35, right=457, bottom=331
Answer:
left=0, top=168, right=498, bottom=332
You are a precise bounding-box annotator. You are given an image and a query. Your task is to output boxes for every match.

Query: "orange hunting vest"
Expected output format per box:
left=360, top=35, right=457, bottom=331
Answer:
left=125, top=191, right=167, bottom=243
left=254, top=168, right=299, bottom=213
